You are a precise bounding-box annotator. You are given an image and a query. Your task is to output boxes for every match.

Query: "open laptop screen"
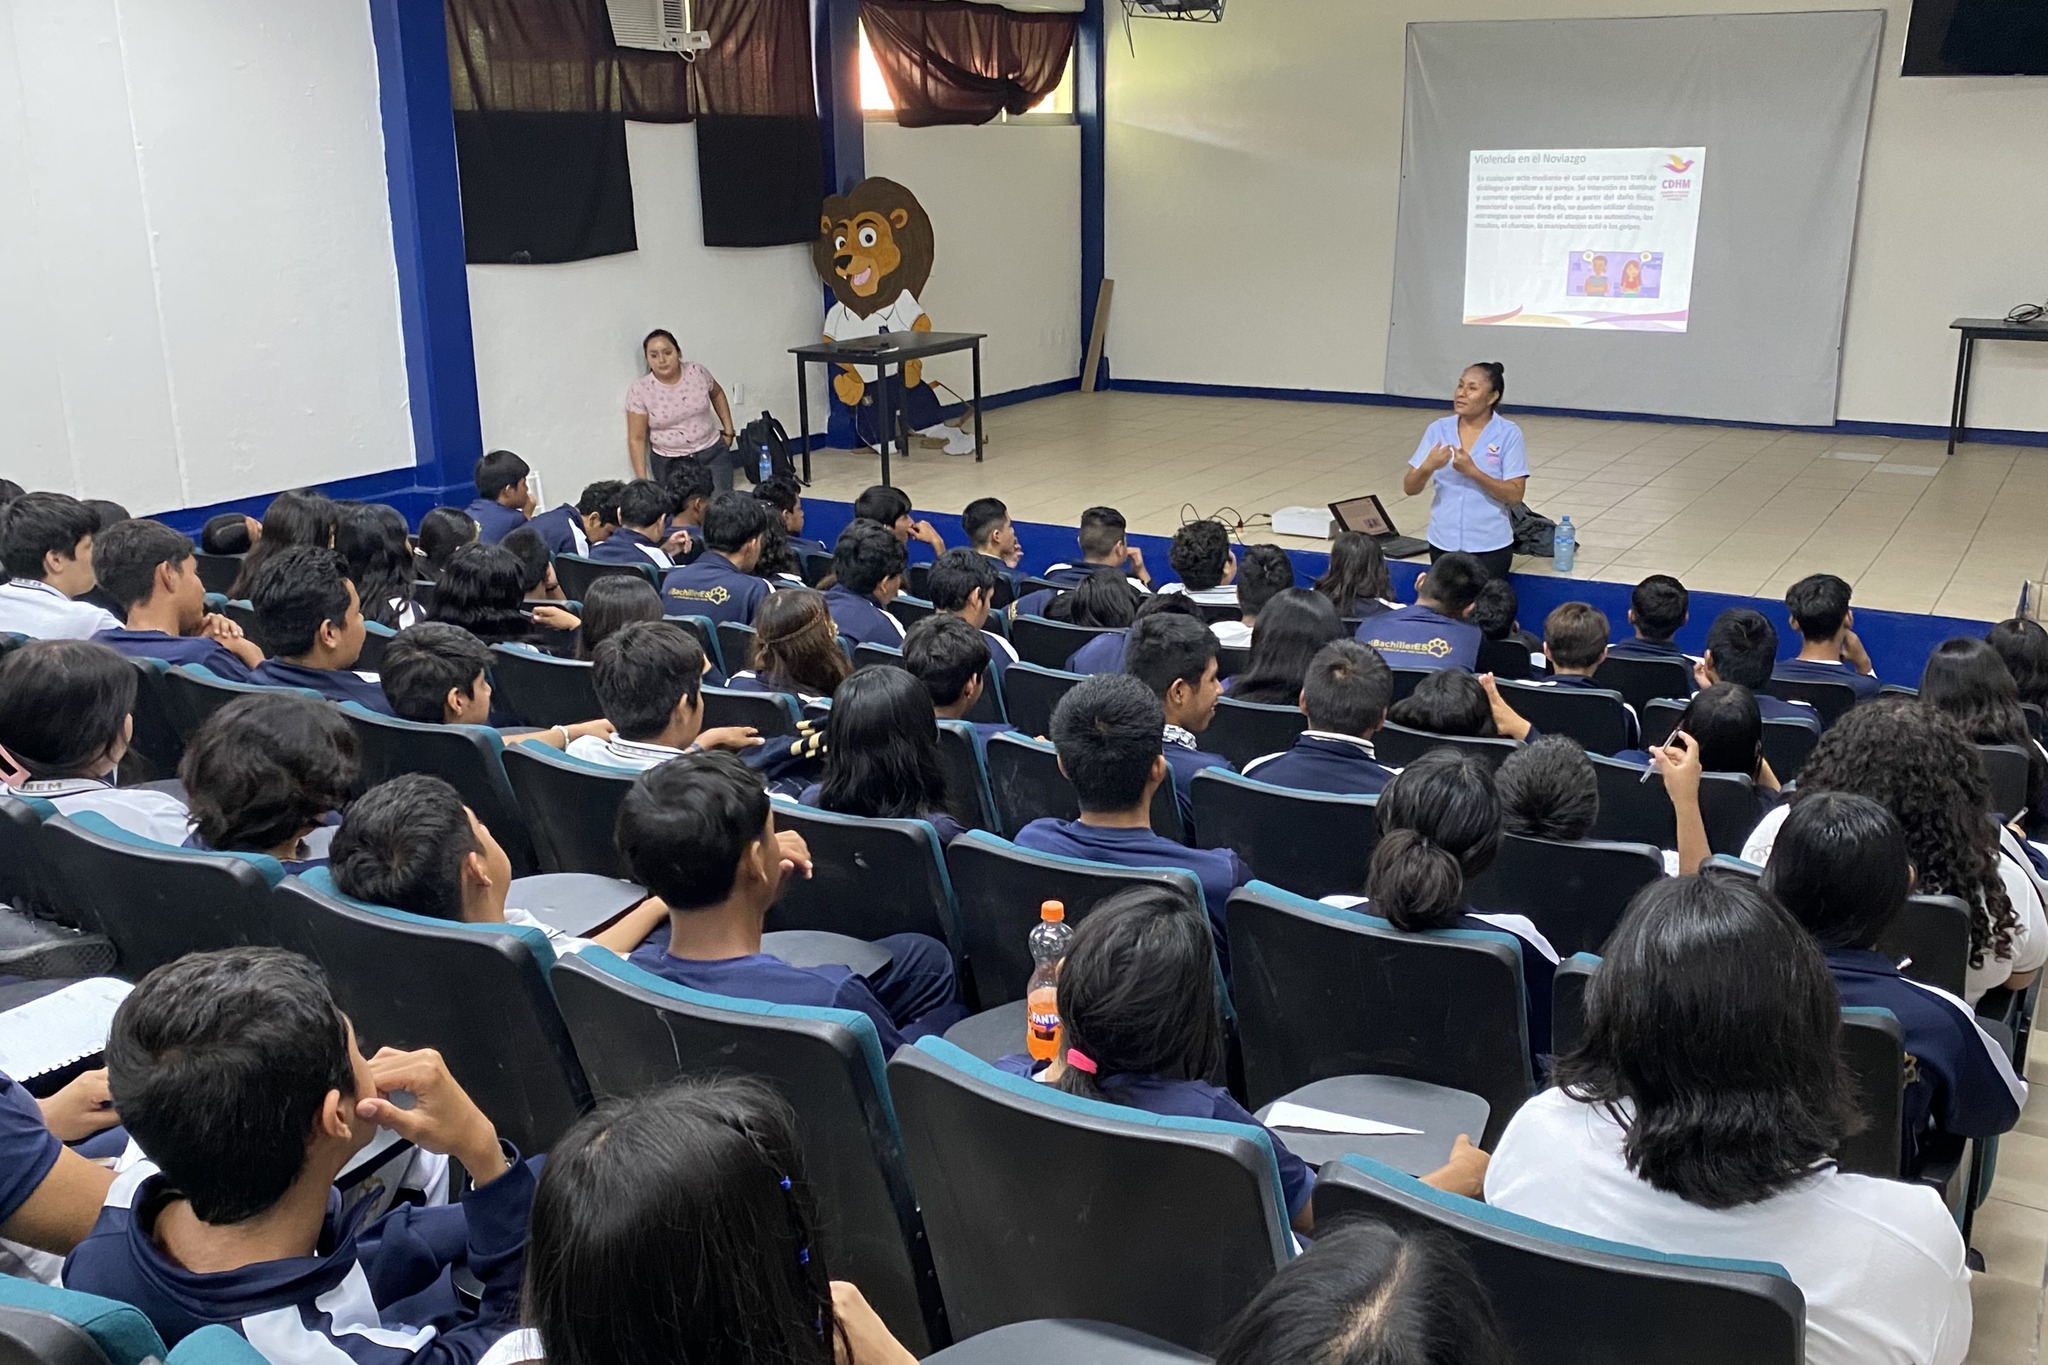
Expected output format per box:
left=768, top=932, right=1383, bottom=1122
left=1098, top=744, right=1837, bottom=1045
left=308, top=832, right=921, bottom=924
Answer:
left=1329, top=494, right=1397, bottom=538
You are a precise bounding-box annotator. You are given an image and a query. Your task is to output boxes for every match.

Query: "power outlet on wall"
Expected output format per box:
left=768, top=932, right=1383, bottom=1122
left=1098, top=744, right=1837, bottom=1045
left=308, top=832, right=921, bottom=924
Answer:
left=730, top=382, right=746, bottom=408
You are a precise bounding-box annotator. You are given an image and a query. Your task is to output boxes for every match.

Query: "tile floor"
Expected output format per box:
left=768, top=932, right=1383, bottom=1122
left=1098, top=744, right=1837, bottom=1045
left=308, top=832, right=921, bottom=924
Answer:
left=805, top=388, right=2048, bottom=1360
left=801, top=389, right=2048, bottom=623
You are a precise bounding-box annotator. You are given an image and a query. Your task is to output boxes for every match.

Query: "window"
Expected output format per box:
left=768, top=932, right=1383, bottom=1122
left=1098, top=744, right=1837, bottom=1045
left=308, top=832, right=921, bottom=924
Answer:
left=857, top=21, right=1075, bottom=120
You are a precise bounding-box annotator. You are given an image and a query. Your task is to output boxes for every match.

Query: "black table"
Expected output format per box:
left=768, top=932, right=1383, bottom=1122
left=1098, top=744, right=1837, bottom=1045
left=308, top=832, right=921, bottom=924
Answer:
left=1949, top=316, right=2048, bottom=453
left=790, top=330, right=986, bottom=485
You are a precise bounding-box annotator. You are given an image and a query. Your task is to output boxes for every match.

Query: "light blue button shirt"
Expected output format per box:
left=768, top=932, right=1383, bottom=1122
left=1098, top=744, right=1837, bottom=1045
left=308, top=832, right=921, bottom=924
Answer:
left=1408, top=412, right=1529, bottom=553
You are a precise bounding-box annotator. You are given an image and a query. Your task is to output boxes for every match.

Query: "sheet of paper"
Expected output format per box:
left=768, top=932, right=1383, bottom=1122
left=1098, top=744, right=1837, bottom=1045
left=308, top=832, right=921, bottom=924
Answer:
left=1264, top=1101, right=1423, bottom=1137
left=0, top=977, right=133, bottom=1079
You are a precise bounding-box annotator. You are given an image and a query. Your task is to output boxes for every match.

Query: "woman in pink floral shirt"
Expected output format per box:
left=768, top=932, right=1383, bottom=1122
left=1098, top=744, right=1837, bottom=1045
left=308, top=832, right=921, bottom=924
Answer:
left=625, top=328, right=738, bottom=492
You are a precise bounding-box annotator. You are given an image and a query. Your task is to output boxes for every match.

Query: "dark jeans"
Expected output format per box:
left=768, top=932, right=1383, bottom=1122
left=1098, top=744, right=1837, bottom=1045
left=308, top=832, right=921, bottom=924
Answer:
left=652, top=439, right=735, bottom=494
left=1430, top=543, right=1514, bottom=582
left=870, top=932, right=969, bottom=1041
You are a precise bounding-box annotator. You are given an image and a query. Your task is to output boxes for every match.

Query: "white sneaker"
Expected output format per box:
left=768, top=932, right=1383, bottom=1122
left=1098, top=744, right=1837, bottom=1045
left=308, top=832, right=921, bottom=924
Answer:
left=943, top=428, right=976, bottom=456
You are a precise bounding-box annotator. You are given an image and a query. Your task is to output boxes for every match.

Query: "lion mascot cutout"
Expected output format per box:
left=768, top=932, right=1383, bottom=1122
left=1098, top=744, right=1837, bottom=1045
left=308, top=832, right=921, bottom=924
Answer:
left=813, top=177, right=975, bottom=456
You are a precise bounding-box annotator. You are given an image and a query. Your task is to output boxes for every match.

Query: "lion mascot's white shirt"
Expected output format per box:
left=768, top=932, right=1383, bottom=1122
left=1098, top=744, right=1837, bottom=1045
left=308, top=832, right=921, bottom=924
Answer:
left=825, top=289, right=926, bottom=351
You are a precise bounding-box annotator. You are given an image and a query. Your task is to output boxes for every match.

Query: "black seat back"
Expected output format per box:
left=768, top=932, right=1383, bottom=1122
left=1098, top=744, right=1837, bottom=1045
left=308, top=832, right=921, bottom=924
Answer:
left=1313, top=1156, right=1805, bottom=1365
left=886, top=595, right=936, bottom=633
left=1764, top=677, right=1859, bottom=729
left=1838, top=1007, right=1905, bottom=1178
left=551, top=953, right=946, bottom=1353
left=502, top=745, right=635, bottom=877
left=0, top=795, right=52, bottom=917
left=1476, top=637, right=1534, bottom=680
left=1549, top=953, right=1598, bottom=1057
left=278, top=870, right=588, bottom=1154
left=39, top=814, right=298, bottom=977
left=355, top=621, right=395, bottom=674
left=1594, top=654, right=1695, bottom=715
left=853, top=641, right=903, bottom=671
left=1978, top=743, right=2032, bottom=820
left=1197, top=698, right=1305, bottom=770
left=700, top=684, right=799, bottom=737
left=983, top=733, right=1181, bottom=842
left=1008, top=617, right=1113, bottom=670
left=1496, top=679, right=1630, bottom=755
left=716, top=621, right=758, bottom=678
left=341, top=707, right=538, bottom=875
left=1373, top=721, right=1519, bottom=770
left=1877, top=894, right=1973, bottom=1000
left=1225, top=884, right=1531, bottom=1144
left=1388, top=667, right=1434, bottom=702
left=663, top=614, right=724, bottom=674
left=1646, top=699, right=1821, bottom=784
left=936, top=721, right=999, bottom=832
left=123, top=658, right=185, bottom=780
left=192, top=551, right=244, bottom=596
left=220, top=600, right=263, bottom=652
left=1189, top=770, right=1376, bottom=900
left=487, top=646, right=603, bottom=729
left=1000, top=662, right=1083, bottom=738
left=1589, top=755, right=1756, bottom=855
left=1465, top=834, right=1664, bottom=957
left=889, top=1039, right=1287, bottom=1350
left=556, top=553, right=656, bottom=602
left=161, top=664, right=305, bottom=741
left=799, top=548, right=834, bottom=587
left=765, top=805, right=960, bottom=953
left=1215, top=644, right=1248, bottom=681
left=946, top=832, right=1201, bottom=1009
left=0, top=1304, right=119, bottom=1365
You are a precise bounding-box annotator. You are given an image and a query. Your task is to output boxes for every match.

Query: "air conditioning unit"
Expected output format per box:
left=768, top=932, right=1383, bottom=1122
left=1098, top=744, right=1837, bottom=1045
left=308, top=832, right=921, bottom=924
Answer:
left=1122, top=0, right=1225, bottom=20
left=604, top=0, right=711, bottom=55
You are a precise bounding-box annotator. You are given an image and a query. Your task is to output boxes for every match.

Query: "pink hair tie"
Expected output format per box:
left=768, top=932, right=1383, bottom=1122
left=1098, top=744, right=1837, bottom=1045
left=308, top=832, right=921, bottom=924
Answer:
left=0, top=745, right=29, bottom=788
left=1064, top=1048, right=1097, bottom=1075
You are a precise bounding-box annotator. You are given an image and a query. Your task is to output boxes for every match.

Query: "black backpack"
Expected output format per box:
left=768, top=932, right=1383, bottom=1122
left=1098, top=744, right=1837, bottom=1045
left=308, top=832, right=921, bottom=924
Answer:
left=735, top=411, right=795, bottom=486
left=1509, top=502, right=1558, bottom=557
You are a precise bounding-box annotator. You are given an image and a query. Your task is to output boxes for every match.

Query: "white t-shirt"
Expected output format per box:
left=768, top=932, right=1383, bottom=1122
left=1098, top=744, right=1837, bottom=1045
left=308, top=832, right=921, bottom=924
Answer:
left=1212, top=620, right=1253, bottom=650
left=13, top=778, right=190, bottom=847
left=563, top=734, right=688, bottom=774
left=0, top=580, right=120, bottom=641
left=1488, top=1087, right=1971, bottom=1365
left=502, top=907, right=594, bottom=957
left=1742, top=803, right=2048, bottom=1003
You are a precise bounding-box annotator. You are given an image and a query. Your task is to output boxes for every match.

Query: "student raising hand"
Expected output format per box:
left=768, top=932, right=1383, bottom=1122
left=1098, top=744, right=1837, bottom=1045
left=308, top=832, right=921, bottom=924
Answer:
left=1651, top=731, right=1710, bottom=875
left=357, top=1046, right=511, bottom=1184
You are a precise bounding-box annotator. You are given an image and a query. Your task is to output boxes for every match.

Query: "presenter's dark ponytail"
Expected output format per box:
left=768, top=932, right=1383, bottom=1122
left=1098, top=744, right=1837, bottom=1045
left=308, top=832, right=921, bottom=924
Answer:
left=1470, top=361, right=1506, bottom=411
left=1365, top=750, right=1502, bottom=931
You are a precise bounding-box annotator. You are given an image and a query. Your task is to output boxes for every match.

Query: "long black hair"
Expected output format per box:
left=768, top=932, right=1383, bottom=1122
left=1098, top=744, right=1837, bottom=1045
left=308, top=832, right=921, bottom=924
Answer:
left=750, top=589, right=852, bottom=698
left=1046, top=568, right=1142, bottom=629
left=230, top=490, right=337, bottom=599
left=817, top=666, right=948, bottom=821
left=524, top=1077, right=842, bottom=1365
left=1555, top=871, right=1860, bottom=1209
left=1386, top=669, right=1495, bottom=738
left=0, top=640, right=136, bottom=780
left=429, top=543, right=532, bottom=647
left=1988, top=618, right=2048, bottom=712
left=1050, top=885, right=1226, bottom=1103
left=1761, top=790, right=1911, bottom=951
left=180, top=693, right=361, bottom=854
left=415, top=507, right=478, bottom=581
left=1365, top=749, right=1501, bottom=931
left=1229, top=589, right=1344, bottom=706
left=1672, top=682, right=1762, bottom=777
left=1312, top=532, right=1394, bottom=617
left=575, top=575, right=664, bottom=662
left=334, top=503, right=415, bottom=629
left=1922, top=636, right=2045, bottom=828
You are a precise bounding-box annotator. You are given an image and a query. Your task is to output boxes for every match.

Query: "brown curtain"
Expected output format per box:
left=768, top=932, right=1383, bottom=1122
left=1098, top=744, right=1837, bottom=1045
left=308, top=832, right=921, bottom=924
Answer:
left=446, top=0, right=813, bottom=119
left=860, top=0, right=1077, bottom=127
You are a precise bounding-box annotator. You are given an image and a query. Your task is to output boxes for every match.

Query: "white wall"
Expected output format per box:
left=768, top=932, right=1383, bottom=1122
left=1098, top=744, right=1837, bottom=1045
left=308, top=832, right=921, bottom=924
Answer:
left=0, top=0, right=414, bottom=512
left=1104, top=0, right=2048, bottom=433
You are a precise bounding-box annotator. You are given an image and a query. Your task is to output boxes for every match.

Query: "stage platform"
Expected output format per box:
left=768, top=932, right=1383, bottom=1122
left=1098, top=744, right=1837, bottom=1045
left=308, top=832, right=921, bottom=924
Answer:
left=801, top=389, right=2047, bottom=624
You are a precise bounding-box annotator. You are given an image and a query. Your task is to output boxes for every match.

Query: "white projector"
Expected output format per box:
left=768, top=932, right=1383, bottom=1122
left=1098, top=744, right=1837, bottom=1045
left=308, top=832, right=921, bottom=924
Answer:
left=1272, top=506, right=1336, bottom=539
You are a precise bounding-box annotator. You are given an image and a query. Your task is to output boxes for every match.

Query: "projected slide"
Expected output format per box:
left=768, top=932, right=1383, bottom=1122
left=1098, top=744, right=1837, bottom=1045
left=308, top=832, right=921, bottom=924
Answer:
left=1462, top=147, right=1705, bottom=331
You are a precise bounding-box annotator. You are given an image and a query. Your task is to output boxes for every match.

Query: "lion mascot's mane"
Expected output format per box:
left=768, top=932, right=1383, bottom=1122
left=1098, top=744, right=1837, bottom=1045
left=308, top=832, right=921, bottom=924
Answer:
left=812, top=177, right=935, bottom=320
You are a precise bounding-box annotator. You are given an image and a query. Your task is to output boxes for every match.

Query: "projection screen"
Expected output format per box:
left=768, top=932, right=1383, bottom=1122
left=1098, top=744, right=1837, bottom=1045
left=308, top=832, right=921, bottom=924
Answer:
left=1384, top=11, right=1883, bottom=427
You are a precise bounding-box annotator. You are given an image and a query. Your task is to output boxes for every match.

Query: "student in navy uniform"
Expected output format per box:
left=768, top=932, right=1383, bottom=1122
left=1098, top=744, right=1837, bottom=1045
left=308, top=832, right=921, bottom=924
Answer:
left=65, top=948, right=539, bottom=1364
left=586, top=479, right=677, bottom=570
left=961, top=496, right=1022, bottom=592
left=1323, top=749, right=1557, bottom=1060
left=1774, top=572, right=1882, bottom=700
left=854, top=484, right=946, bottom=559
left=903, top=613, right=1010, bottom=747
left=753, top=474, right=827, bottom=556
left=1605, top=574, right=1690, bottom=661
left=1386, top=668, right=1533, bottom=744
left=0, top=1066, right=118, bottom=1256
left=1613, top=684, right=1782, bottom=827
left=1356, top=551, right=1487, bottom=672
left=0, top=491, right=120, bottom=640
left=727, top=588, right=851, bottom=702
left=573, top=575, right=663, bottom=660
left=1213, top=544, right=1293, bottom=650
left=248, top=545, right=398, bottom=714
left=1124, top=611, right=1232, bottom=833
left=1020, top=505, right=1152, bottom=617
left=1014, top=673, right=1250, bottom=972
left=1471, top=578, right=1543, bottom=679
left=90, top=518, right=264, bottom=680
left=1225, top=588, right=1344, bottom=706
left=619, top=751, right=966, bottom=1052
left=337, top=503, right=423, bottom=630
left=1158, top=519, right=1238, bottom=607
left=414, top=506, right=476, bottom=582
left=799, top=665, right=967, bottom=846
left=564, top=621, right=761, bottom=772
left=1763, top=791, right=2026, bottom=1177
left=1311, top=531, right=1400, bottom=624
left=661, top=491, right=772, bottom=625
left=925, top=547, right=1019, bottom=676
left=1063, top=591, right=1203, bottom=676
left=1243, top=639, right=1398, bottom=796
left=377, top=622, right=614, bottom=757
left=179, top=694, right=358, bottom=873
left=1698, top=607, right=1817, bottom=722
left=823, top=519, right=907, bottom=649
left=1534, top=601, right=1639, bottom=750
left=465, top=448, right=537, bottom=545
left=662, top=462, right=715, bottom=561
left=526, top=477, right=622, bottom=559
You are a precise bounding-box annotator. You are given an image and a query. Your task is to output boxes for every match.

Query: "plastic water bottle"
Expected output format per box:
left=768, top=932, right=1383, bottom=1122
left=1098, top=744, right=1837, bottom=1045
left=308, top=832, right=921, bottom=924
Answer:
left=1554, top=516, right=1576, bottom=573
left=756, top=439, right=773, bottom=485
left=1025, top=900, right=1073, bottom=1061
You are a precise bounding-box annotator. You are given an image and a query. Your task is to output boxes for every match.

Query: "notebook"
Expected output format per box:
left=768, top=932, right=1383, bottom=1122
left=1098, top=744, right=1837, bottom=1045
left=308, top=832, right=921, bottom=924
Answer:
left=0, top=977, right=133, bottom=1080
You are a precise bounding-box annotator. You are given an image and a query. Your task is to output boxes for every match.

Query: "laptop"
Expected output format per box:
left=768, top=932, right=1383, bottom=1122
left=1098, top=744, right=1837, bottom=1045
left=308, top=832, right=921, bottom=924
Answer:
left=1328, top=494, right=1430, bottom=560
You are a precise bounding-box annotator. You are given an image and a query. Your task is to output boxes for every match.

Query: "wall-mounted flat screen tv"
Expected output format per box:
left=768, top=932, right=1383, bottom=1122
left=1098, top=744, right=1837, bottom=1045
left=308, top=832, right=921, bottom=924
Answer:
left=1904, top=0, right=2048, bottom=75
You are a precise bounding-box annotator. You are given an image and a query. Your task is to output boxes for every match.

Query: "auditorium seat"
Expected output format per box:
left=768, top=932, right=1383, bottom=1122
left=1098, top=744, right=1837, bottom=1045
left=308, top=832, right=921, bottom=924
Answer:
left=982, top=733, right=1182, bottom=843
left=1372, top=720, right=1519, bottom=770
left=1389, top=667, right=1435, bottom=702
left=1225, top=883, right=1529, bottom=1148
left=944, top=831, right=1203, bottom=1009
left=0, top=1279, right=271, bottom=1365
left=550, top=951, right=947, bottom=1355
left=502, top=745, right=634, bottom=878
left=800, top=547, right=834, bottom=586
left=1594, top=653, right=1694, bottom=715
left=889, top=1037, right=1289, bottom=1351
left=161, top=663, right=321, bottom=741
left=355, top=620, right=395, bottom=673
left=886, top=594, right=937, bottom=633
left=1496, top=678, right=1632, bottom=755
left=1642, top=699, right=1822, bottom=782
left=999, top=662, right=1084, bottom=737
left=715, top=621, right=757, bottom=678
left=0, top=793, right=53, bottom=918
left=1311, top=1157, right=1804, bottom=1365
left=122, top=657, right=185, bottom=779
left=853, top=640, right=903, bottom=671
left=1704, top=856, right=1972, bottom=999
left=1477, top=637, right=1536, bottom=680
left=921, top=1321, right=1204, bottom=1364
left=1764, top=676, right=1859, bottom=729
left=339, top=704, right=540, bottom=877
left=1977, top=742, right=2032, bottom=821
left=700, top=683, right=800, bottom=737
left=486, top=645, right=602, bottom=729
left=279, top=868, right=589, bottom=1155
left=555, top=553, right=656, bottom=601
left=664, top=614, right=725, bottom=675
left=1215, top=644, right=1249, bottom=681
left=1008, top=617, right=1114, bottom=671
left=190, top=551, right=243, bottom=596
left=39, top=812, right=300, bottom=977
left=1188, top=770, right=1377, bottom=900
left=1464, top=833, right=1664, bottom=957
left=1549, top=952, right=1598, bottom=1058
left=1589, top=754, right=1757, bottom=856
left=936, top=719, right=1000, bottom=832
left=1197, top=697, right=1305, bottom=770
left=219, top=599, right=262, bottom=652
left=765, top=804, right=963, bottom=957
